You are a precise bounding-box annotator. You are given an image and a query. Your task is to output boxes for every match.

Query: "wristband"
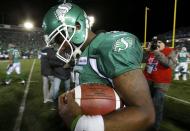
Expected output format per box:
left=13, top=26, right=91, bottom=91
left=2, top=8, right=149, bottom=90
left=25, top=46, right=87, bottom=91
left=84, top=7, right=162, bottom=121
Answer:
left=74, top=115, right=104, bottom=131
left=70, top=115, right=82, bottom=131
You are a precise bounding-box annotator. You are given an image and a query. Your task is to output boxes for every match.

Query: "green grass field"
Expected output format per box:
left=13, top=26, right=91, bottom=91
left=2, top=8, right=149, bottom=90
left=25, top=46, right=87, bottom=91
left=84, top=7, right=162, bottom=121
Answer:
left=0, top=59, right=190, bottom=131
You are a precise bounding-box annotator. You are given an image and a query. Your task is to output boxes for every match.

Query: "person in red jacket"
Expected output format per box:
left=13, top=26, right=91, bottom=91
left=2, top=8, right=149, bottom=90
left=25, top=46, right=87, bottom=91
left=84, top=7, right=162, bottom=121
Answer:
left=144, top=36, right=177, bottom=131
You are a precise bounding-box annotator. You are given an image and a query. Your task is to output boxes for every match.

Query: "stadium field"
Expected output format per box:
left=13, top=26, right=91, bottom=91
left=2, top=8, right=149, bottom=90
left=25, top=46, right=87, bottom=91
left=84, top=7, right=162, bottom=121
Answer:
left=0, top=59, right=190, bottom=131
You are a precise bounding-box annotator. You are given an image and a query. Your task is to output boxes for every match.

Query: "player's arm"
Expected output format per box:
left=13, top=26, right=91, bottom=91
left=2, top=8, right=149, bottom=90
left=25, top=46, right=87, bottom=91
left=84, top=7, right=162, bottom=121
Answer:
left=5, top=52, right=13, bottom=70
left=175, top=53, right=179, bottom=63
left=8, top=53, right=13, bottom=65
left=187, top=53, right=190, bottom=58
left=58, top=69, right=155, bottom=131
left=104, top=69, right=155, bottom=131
left=58, top=92, right=82, bottom=129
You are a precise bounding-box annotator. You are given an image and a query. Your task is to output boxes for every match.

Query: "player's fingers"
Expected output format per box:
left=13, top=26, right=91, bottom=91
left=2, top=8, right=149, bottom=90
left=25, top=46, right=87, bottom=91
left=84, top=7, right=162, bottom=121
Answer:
left=58, top=94, right=67, bottom=114
left=58, top=92, right=67, bottom=106
left=66, top=91, right=74, bottom=103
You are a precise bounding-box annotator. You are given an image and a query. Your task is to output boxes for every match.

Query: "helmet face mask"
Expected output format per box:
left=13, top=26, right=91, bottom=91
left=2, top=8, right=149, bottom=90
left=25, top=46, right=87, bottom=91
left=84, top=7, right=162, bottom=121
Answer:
left=42, top=3, right=90, bottom=63
left=45, top=24, right=76, bottom=63
left=56, top=40, right=73, bottom=63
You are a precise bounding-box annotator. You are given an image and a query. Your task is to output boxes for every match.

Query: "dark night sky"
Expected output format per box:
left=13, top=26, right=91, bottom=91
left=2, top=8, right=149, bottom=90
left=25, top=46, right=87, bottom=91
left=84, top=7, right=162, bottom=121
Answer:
left=0, top=0, right=190, bottom=41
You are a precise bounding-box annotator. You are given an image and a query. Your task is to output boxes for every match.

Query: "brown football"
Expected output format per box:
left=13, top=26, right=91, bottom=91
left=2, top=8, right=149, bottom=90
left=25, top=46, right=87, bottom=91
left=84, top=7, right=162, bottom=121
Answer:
left=73, top=84, right=123, bottom=115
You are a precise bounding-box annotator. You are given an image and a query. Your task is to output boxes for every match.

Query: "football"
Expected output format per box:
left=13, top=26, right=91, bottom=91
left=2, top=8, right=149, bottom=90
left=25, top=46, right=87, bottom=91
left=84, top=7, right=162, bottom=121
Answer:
left=73, top=84, right=123, bottom=115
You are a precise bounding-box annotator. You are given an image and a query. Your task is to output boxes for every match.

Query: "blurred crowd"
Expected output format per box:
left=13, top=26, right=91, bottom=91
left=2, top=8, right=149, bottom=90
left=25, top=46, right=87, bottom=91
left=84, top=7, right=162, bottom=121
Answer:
left=0, top=25, right=45, bottom=60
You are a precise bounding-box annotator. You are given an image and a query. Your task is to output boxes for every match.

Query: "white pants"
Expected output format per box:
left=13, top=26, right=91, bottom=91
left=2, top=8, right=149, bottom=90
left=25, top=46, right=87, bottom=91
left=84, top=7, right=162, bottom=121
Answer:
left=64, top=79, right=71, bottom=91
left=175, top=62, right=188, bottom=73
left=43, top=76, right=69, bottom=101
left=52, top=77, right=71, bottom=100
left=7, top=62, right=21, bottom=75
left=174, top=62, right=189, bottom=80
left=52, top=77, right=61, bottom=100
left=42, top=75, right=54, bottom=102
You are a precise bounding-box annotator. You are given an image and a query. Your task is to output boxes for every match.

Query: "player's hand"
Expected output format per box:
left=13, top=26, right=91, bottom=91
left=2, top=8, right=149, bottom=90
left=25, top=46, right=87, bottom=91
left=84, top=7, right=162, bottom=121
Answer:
left=6, top=63, right=13, bottom=70
left=58, top=91, right=82, bottom=127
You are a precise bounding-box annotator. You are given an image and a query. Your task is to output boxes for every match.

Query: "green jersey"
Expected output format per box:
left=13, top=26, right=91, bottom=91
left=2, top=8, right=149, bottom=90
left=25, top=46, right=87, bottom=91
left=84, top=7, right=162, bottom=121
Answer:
left=178, top=51, right=189, bottom=62
left=73, top=31, right=143, bottom=86
left=8, top=48, right=21, bottom=63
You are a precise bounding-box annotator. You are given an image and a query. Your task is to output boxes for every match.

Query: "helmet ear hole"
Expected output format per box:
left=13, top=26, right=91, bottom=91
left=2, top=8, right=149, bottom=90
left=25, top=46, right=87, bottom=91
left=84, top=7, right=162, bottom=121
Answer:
left=75, top=22, right=81, bottom=30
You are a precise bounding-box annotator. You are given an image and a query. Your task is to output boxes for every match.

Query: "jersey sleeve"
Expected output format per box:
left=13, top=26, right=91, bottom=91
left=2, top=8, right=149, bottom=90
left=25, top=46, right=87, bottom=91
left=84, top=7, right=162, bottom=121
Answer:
left=97, top=34, right=143, bottom=78
left=7, top=49, right=13, bottom=58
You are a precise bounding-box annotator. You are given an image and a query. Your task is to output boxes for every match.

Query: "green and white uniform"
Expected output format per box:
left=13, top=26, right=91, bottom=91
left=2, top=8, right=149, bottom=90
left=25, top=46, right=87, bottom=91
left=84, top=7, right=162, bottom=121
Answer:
left=174, top=50, right=190, bottom=80
left=8, top=48, right=21, bottom=63
left=5, top=48, right=25, bottom=84
left=177, top=51, right=189, bottom=63
left=73, top=31, right=143, bottom=86
left=7, top=48, right=21, bottom=75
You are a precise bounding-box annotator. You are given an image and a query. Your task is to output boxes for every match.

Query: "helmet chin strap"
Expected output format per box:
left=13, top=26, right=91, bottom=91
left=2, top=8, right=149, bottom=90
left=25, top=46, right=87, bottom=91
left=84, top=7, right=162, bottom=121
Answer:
left=72, top=31, right=88, bottom=60
left=73, top=47, right=82, bottom=59
left=72, top=19, right=89, bottom=60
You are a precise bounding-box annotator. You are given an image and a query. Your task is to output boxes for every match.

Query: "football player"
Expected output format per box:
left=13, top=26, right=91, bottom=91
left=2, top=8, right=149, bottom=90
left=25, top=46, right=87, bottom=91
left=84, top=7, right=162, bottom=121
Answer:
left=42, top=3, right=155, bottom=131
left=5, top=44, right=25, bottom=85
left=174, top=46, right=190, bottom=80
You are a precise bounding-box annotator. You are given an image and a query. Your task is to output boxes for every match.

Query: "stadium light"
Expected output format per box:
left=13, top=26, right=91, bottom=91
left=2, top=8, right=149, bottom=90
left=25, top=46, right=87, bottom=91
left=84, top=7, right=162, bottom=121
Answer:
left=88, top=16, right=95, bottom=28
left=187, top=38, right=190, bottom=41
left=166, top=40, right=171, bottom=43
left=24, top=21, right=34, bottom=30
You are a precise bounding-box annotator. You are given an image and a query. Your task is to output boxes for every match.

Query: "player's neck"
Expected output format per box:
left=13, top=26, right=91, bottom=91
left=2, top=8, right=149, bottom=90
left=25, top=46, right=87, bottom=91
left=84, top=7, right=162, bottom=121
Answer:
left=82, top=31, right=96, bottom=50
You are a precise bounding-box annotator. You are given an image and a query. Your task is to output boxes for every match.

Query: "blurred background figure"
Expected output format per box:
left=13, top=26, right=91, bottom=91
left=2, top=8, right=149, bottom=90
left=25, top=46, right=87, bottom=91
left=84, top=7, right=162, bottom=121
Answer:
left=40, top=46, right=54, bottom=103
left=174, top=46, right=190, bottom=81
left=48, top=46, right=72, bottom=109
left=143, top=36, right=177, bottom=131
left=5, top=43, right=25, bottom=85
left=40, top=43, right=72, bottom=109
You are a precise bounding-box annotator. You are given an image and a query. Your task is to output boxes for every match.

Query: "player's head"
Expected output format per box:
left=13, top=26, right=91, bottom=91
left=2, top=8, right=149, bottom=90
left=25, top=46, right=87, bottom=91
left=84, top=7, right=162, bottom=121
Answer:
left=42, top=3, right=90, bottom=63
left=8, top=43, right=16, bottom=48
left=151, top=36, right=165, bottom=51
left=182, top=47, right=187, bottom=51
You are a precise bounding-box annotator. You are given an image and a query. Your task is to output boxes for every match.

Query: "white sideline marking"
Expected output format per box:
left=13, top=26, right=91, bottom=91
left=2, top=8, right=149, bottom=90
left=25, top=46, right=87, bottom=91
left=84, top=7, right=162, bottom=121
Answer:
left=0, top=60, right=9, bottom=63
left=166, top=95, right=190, bottom=105
left=17, top=81, right=38, bottom=83
left=13, top=59, right=36, bottom=131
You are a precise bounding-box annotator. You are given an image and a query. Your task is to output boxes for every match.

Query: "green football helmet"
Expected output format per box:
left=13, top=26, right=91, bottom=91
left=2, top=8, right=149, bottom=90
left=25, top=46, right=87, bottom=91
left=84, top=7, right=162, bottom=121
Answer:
left=42, top=3, right=90, bottom=63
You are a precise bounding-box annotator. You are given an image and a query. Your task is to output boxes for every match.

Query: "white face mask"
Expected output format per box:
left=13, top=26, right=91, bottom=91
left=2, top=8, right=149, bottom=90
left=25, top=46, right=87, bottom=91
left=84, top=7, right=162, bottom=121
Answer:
left=45, top=24, right=78, bottom=63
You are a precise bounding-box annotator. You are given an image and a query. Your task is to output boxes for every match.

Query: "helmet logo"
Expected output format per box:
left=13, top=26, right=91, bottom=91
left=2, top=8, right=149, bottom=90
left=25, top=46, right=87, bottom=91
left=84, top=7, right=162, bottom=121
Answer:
left=55, top=3, right=72, bottom=22
left=113, top=37, right=132, bottom=52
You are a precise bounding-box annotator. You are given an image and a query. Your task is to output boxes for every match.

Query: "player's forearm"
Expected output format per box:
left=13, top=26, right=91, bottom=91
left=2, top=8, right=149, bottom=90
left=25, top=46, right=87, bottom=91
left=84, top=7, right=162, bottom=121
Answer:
left=107, top=69, right=155, bottom=131
left=104, top=106, right=154, bottom=131
left=8, top=59, right=13, bottom=64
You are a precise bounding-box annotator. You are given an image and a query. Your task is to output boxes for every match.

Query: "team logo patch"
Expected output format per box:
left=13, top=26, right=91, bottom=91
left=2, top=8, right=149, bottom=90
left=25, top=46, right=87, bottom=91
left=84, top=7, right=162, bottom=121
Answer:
left=78, top=57, right=88, bottom=65
left=55, top=3, right=72, bottom=22
left=113, top=37, right=133, bottom=52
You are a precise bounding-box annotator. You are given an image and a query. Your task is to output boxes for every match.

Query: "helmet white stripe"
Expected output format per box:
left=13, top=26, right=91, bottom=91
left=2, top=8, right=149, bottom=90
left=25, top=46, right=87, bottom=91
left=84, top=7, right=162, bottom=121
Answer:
left=113, top=90, right=121, bottom=109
